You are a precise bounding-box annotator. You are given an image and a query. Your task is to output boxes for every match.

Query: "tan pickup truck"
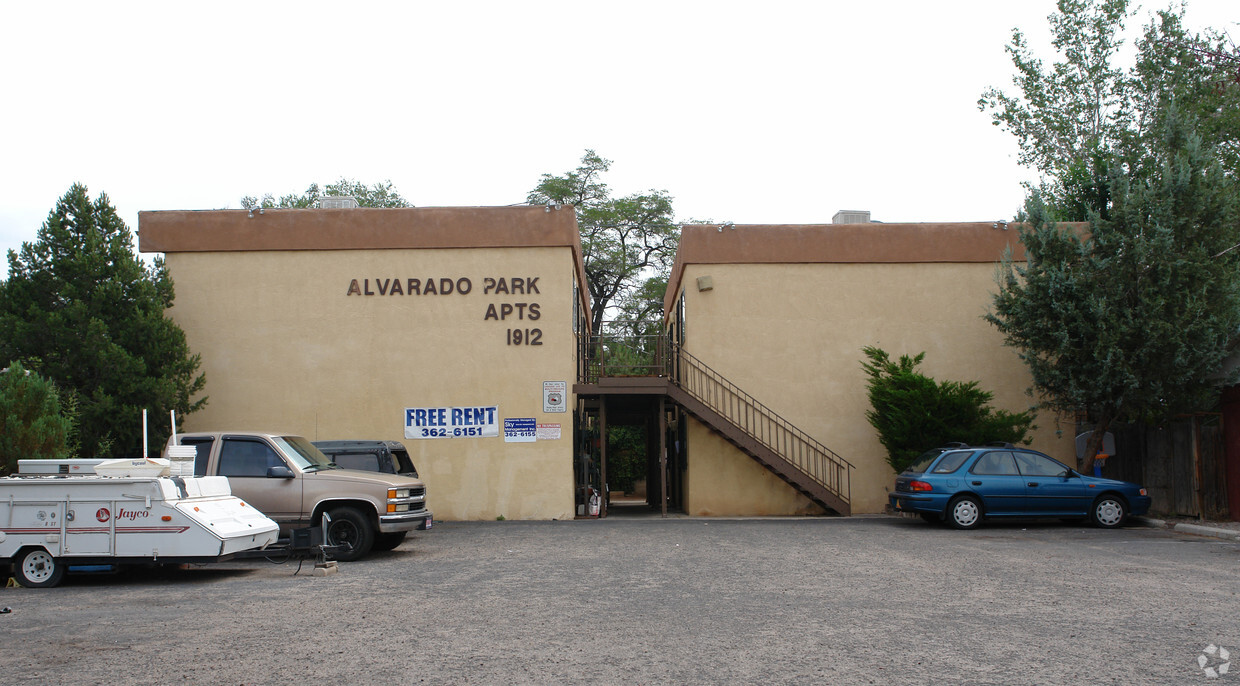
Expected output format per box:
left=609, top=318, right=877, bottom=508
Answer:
left=166, top=432, right=431, bottom=561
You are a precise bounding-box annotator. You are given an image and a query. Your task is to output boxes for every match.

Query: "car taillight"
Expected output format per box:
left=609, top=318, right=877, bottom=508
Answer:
left=1139, top=488, right=1148, bottom=496
left=910, top=481, right=933, bottom=492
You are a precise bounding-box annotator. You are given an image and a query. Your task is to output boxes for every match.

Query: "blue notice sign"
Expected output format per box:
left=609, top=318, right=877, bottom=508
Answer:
left=504, top=418, right=537, bottom=443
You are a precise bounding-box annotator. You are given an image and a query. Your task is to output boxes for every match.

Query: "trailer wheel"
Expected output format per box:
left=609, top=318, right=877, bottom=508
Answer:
left=14, top=548, right=65, bottom=588
left=325, top=507, right=374, bottom=561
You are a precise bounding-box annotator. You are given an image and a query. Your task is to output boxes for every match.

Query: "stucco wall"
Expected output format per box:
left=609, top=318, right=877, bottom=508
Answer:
left=161, top=244, right=580, bottom=521
left=683, top=418, right=827, bottom=516
left=676, top=260, right=1073, bottom=515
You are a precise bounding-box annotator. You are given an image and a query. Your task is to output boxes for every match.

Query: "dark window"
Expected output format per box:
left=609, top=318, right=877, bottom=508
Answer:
left=219, top=438, right=285, bottom=477
left=332, top=451, right=384, bottom=473
left=1015, top=452, right=1069, bottom=477
left=392, top=451, right=418, bottom=477
left=971, top=451, right=1019, bottom=476
left=181, top=437, right=215, bottom=477
left=676, top=291, right=686, bottom=345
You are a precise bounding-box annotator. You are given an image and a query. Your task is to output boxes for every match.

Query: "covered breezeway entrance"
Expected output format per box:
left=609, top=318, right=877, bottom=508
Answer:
left=573, top=326, right=852, bottom=518
left=576, top=388, right=686, bottom=518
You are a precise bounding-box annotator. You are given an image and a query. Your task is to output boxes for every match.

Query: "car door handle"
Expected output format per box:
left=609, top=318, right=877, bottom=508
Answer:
left=971, top=481, right=982, bottom=486
left=1027, top=482, right=1039, bottom=487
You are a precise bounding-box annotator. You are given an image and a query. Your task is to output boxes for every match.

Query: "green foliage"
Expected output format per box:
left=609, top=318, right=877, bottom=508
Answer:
left=979, top=0, right=1133, bottom=187
left=242, top=178, right=411, bottom=210
left=0, top=184, right=206, bottom=458
left=988, top=111, right=1240, bottom=467
left=0, top=362, right=76, bottom=474
left=606, top=426, right=646, bottom=494
left=528, top=151, right=679, bottom=333
left=980, top=0, right=1239, bottom=220
left=861, top=347, right=1035, bottom=473
left=1131, top=10, right=1240, bottom=181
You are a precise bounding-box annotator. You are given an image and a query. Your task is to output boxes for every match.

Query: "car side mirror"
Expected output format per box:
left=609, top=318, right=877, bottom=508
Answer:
left=1061, top=469, right=1077, bottom=478
left=267, top=465, right=294, bottom=479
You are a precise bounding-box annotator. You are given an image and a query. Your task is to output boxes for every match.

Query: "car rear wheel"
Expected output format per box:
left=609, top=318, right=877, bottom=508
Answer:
left=947, top=496, right=983, bottom=530
left=14, top=548, right=65, bottom=588
left=1090, top=495, right=1127, bottom=529
left=325, top=507, right=375, bottom=561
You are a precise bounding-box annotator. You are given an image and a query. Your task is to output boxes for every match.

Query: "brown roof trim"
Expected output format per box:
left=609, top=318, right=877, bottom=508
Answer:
left=138, top=205, right=593, bottom=332
left=662, top=222, right=1077, bottom=318
left=139, top=205, right=579, bottom=252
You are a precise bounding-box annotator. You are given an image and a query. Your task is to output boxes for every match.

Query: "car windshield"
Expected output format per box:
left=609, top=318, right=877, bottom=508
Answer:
left=275, top=436, right=338, bottom=472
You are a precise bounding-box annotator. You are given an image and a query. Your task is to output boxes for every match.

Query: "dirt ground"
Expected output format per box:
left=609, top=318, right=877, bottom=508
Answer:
left=2, top=516, right=1238, bottom=685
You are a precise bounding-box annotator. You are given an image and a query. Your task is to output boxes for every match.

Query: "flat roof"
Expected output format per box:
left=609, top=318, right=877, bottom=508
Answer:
left=139, top=205, right=581, bottom=252
left=663, top=221, right=1053, bottom=317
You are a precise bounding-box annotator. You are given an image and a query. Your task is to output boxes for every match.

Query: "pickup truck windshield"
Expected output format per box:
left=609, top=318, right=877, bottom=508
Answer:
left=275, top=436, right=338, bottom=472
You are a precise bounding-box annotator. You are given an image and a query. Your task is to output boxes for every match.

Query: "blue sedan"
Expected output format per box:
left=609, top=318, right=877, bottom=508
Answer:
left=889, top=444, right=1151, bottom=529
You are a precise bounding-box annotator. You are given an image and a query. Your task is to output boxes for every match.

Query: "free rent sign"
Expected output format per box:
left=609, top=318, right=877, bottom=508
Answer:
left=405, top=406, right=499, bottom=439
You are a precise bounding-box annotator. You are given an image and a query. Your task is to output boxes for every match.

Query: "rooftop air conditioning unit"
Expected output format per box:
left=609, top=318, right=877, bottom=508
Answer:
left=832, top=210, right=871, bottom=224
left=321, top=196, right=360, bottom=209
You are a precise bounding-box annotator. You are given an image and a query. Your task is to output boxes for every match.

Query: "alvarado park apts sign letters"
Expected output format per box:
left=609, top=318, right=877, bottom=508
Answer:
left=347, top=276, right=546, bottom=347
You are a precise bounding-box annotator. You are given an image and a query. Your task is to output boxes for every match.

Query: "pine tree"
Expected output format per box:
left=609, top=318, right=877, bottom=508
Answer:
left=0, top=361, right=75, bottom=474
left=0, top=184, right=206, bottom=457
left=988, top=112, right=1240, bottom=471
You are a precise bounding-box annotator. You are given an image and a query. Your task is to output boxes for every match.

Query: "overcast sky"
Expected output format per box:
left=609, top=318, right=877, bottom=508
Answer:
left=1, top=1, right=1235, bottom=279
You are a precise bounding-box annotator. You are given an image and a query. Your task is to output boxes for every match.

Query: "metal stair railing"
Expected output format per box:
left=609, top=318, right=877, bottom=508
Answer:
left=581, top=329, right=670, bottom=383
left=670, top=345, right=853, bottom=506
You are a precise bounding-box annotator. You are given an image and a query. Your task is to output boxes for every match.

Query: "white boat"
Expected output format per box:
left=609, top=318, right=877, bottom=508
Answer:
left=0, top=474, right=279, bottom=587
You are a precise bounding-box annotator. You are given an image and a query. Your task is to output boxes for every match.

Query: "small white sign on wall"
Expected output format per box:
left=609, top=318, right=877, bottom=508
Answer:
left=504, top=418, right=537, bottom=443
left=543, top=381, right=567, bottom=413
left=537, top=423, right=561, bottom=440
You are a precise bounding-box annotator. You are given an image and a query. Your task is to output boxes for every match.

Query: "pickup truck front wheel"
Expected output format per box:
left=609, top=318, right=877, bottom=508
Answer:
left=372, top=532, right=407, bottom=552
left=325, top=507, right=375, bottom=561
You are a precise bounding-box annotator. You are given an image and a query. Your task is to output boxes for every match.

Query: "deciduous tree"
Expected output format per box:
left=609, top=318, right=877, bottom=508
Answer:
left=528, top=151, right=679, bottom=333
left=979, top=0, right=1238, bottom=220
left=242, top=177, right=411, bottom=209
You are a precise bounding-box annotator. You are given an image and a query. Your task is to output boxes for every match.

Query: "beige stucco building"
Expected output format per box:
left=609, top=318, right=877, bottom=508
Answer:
left=139, top=206, right=1070, bottom=520
left=661, top=221, right=1074, bottom=516
left=139, top=206, right=588, bottom=522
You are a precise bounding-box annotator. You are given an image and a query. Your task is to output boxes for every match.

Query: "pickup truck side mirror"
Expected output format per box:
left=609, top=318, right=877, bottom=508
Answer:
left=267, top=466, right=295, bottom=479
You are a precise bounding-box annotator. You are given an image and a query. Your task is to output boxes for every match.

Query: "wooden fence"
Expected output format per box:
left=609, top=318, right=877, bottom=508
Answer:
left=1096, top=415, right=1229, bottom=519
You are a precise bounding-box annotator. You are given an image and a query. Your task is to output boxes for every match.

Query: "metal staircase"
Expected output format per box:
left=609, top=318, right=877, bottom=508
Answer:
left=577, top=332, right=853, bottom=515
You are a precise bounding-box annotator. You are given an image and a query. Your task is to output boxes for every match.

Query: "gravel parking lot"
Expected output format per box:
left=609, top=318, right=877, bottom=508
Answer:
left=2, top=515, right=1238, bottom=685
